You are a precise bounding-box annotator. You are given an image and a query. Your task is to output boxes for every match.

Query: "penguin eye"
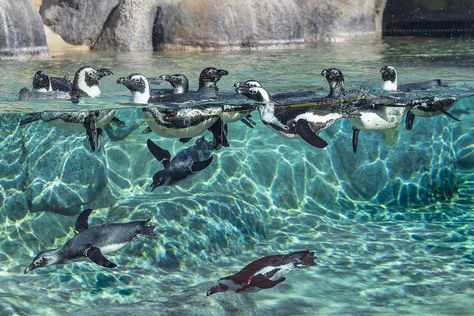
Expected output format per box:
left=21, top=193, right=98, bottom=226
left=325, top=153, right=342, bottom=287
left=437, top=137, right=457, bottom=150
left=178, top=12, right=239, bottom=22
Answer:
left=134, top=78, right=141, bottom=83
left=34, top=258, right=43, bottom=266
left=249, top=89, right=258, bottom=95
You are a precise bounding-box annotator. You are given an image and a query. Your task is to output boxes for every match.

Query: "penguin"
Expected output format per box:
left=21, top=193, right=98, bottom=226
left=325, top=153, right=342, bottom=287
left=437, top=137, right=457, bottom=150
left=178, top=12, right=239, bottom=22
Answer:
left=321, top=68, right=345, bottom=98
left=24, top=208, right=154, bottom=274
left=70, top=66, right=113, bottom=99
left=236, top=85, right=358, bottom=148
left=150, top=74, right=189, bottom=97
left=206, top=250, right=316, bottom=296
left=117, top=74, right=229, bottom=148
left=32, top=70, right=72, bottom=93
left=18, top=71, right=71, bottom=101
left=149, top=67, right=228, bottom=103
left=146, top=136, right=215, bottom=190
left=380, top=65, right=458, bottom=130
left=319, top=67, right=409, bottom=153
left=19, top=66, right=122, bottom=152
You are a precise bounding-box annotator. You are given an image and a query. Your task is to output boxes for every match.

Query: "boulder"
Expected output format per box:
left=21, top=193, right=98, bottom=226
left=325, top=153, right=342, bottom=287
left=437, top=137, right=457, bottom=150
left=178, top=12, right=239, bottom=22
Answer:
left=295, top=0, right=377, bottom=42
left=40, top=0, right=120, bottom=46
left=0, top=0, right=48, bottom=58
left=158, top=0, right=304, bottom=49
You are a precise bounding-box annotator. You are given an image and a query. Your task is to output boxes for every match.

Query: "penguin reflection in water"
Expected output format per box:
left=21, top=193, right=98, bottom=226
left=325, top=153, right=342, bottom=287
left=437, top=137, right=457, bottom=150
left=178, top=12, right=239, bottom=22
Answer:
left=146, top=136, right=215, bottom=190
left=207, top=250, right=316, bottom=295
left=24, top=209, right=154, bottom=274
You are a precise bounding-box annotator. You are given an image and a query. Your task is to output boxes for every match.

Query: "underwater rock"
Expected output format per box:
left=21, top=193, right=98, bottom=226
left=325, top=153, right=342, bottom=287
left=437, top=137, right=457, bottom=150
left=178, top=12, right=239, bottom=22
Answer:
left=40, top=0, right=120, bottom=46
left=0, top=0, right=48, bottom=59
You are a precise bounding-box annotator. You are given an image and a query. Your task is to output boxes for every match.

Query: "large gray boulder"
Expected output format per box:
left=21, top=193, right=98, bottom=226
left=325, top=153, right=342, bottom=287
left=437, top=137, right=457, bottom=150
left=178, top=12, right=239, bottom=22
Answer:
left=295, top=0, right=377, bottom=42
left=39, top=0, right=381, bottom=51
left=0, top=0, right=48, bottom=58
left=158, top=0, right=304, bottom=49
left=40, top=0, right=120, bottom=46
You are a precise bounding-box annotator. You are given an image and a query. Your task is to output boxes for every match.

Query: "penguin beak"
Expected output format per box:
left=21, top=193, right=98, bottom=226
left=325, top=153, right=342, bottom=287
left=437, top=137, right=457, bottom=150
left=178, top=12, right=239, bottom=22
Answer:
left=24, top=263, right=36, bottom=274
left=217, top=69, right=229, bottom=77
left=206, top=284, right=228, bottom=296
left=97, top=68, right=113, bottom=79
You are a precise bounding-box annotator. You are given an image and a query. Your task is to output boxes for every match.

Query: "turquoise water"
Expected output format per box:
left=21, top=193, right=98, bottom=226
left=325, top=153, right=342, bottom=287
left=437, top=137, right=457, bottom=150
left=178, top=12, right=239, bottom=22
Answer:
left=0, top=38, right=473, bottom=315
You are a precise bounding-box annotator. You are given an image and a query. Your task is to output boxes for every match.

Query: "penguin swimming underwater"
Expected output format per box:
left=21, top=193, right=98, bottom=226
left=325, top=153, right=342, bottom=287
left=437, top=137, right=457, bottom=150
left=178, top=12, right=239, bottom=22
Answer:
left=380, top=65, right=458, bottom=130
left=118, top=74, right=229, bottom=148
left=146, top=136, right=215, bottom=190
left=206, top=250, right=316, bottom=296
left=19, top=66, right=122, bottom=152
left=236, top=84, right=358, bottom=148
left=24, top=208, right=154, bottom=274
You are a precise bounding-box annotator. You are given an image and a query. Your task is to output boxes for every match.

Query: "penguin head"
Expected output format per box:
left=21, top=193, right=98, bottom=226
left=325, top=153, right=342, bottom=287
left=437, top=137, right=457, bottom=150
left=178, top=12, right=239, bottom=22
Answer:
left=237, top=86, right=271, bottom=103
left=321, top=68, right=345, bottom=97
left=165, top=74, right=189, bottom=94
left=32, top=71, right=52, bottom=92
left=117, top=74, right=150, bottom=104
left=150, top=170, right=170, bottom=191
left=285, top=250, right=317, bottom=267
left=73, top=66, right=113, bottom=98
left=24, top=249, right=57, bottom=274
left=234, top=80, right=262, bottom=90
left=381, top=66, right=398, bottom=91
left=199, top=67, right=229, bottom=88
left=206, top=278, right=233, bottom=296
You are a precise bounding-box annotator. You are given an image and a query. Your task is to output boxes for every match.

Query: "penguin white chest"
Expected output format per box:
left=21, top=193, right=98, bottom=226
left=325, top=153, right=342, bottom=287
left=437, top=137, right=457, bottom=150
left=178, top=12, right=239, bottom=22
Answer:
left=254, top=263, right=295, bottom=281
left=100, top=243, right=127, bottom=254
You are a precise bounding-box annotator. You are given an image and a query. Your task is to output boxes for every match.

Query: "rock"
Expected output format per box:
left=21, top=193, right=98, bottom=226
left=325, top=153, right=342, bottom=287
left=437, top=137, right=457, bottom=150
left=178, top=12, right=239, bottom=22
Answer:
left=94, top=0, right=162, bottom=51
left=295, top=0, right=377, bottom=42
left=158, top=0, right=304, bottom=49
left=40, top=0, right=120, bottom=46
left=0, top=0, right=48, bottom=59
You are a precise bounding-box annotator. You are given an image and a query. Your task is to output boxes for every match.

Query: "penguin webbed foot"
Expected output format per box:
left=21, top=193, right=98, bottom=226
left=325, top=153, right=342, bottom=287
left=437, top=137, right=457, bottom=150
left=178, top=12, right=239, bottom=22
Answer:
left=83, top=111, right=102, bottom=152
left=352, top=128, right=359, bottom=154
left=405, top=110, right=415, bottom=130
left=208, top=118, right=229, bottom=150
left=84, top=246, right=117, bottom=269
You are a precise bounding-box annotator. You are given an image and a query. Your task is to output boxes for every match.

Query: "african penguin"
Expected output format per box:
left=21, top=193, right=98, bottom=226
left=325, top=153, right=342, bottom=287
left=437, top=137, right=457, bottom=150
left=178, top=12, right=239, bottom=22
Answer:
left=118, top=74, right=229, bottom=148
left=24, top=208, right=154, bottom=274
left=146, top=136, right=215, bottom=190
left=380, top=65, right=458, bottom=130
left=206, top=250, right=316, bottom=296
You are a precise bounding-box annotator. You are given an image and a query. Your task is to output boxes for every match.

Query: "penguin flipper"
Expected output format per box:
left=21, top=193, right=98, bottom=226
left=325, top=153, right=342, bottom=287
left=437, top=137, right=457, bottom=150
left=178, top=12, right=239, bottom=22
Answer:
left=84, top=246, right=117, bottom=269
left=208, top=118, right=229, bottom=149
left=352, top=128, right=359, bottom=153
left=295, top=120, right=328, bottom=148
left=83, top=111, right=100, bottom=152
left=146, top=139, right=171, bottom=167
left=406, top=110, right=415, bottom=130
left=75, top=208, right=93, bottom=234
left=249, top=274, right=286, bottom=289
left=191, top=156, right=213, bottom=173
left=439, top=108, right=460, bottom=121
